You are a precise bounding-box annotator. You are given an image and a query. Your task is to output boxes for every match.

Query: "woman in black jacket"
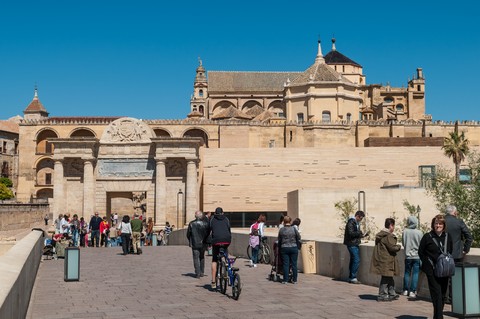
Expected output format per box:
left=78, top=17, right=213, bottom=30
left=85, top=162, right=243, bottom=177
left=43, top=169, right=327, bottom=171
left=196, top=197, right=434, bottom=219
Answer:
left=418, top=214, right=453, bottom=319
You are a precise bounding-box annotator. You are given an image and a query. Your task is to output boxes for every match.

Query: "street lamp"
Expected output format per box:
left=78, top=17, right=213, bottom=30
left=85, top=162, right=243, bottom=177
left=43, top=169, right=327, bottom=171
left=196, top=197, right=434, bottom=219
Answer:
left=177, top=189, right=183, bottom=229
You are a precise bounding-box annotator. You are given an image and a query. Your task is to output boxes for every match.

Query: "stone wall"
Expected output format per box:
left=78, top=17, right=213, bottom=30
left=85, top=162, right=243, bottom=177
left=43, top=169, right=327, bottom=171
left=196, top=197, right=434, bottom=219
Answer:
left=0, top=203, right=49, bottom=231
left=0, top=229, right=43, bottom=319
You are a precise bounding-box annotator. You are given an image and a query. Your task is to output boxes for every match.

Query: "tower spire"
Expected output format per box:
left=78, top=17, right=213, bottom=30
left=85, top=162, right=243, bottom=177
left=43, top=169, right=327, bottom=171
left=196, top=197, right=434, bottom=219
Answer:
left=332, top=37, right=336, bottom=51
left=315, top=39, right=325, bottom=63
left=34, top=84, right=38, bottom=99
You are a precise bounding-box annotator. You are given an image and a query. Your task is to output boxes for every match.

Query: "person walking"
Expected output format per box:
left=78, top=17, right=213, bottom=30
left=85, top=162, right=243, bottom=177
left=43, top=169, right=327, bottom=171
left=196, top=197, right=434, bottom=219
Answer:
left=419, top=214, right=453, bottom=319
left=370, top=218, right=401, bottom=302
left=343, top=210, right=367, bottom=284
left=186, top=210, right=209, bottom=278
left=99, top=216, right=110, bottom=247
left=117, top=215, right=133, bottom=255
left=89, top=212, right=102, bottom=247
left=145, top=217, right=154, bottom=246
left=402, top=215, right=423, bottom=298
left=44, top=214, right=49, bottom=226
left=249, top=214, right=266, bottom=267
left=130, top=214, right=143, bottom=254
left=278, top=215, right=301, bottom=284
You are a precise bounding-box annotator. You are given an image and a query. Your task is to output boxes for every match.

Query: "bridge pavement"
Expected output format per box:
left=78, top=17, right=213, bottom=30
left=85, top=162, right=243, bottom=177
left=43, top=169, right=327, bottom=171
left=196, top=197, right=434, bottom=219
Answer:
left=27, top=245, right=455, bottom=319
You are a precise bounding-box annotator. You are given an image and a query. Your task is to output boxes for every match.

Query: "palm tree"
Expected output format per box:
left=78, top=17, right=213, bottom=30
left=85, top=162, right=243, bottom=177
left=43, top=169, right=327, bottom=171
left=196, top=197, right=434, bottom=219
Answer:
left=442, top=130, right=469, bottom=182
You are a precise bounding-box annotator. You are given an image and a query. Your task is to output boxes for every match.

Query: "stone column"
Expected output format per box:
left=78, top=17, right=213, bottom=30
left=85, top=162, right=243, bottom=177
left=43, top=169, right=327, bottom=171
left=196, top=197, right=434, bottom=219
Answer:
left=83, top=159, right=95, bottom=217
left=185, top=160, right=198, bottom=226
left=53, top=159, right=64, bottom=216
left=155, top=159, right=167, bottom=225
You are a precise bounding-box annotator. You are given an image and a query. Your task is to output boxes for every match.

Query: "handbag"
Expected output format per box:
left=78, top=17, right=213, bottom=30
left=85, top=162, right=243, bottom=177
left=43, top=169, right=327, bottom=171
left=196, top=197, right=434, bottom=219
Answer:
left=429, top=233, right=455, bottom=278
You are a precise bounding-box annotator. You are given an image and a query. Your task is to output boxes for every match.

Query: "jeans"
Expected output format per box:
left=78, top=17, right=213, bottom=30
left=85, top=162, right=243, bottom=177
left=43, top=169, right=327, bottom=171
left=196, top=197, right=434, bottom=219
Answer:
left=403, top=258, right=420, bottom=292
left=192, top=247, right=206, bottom=276
left=347, top=245, right=360, bottom=280
left=71, top=229, right=79, bottom=247
left=281, top=246, right=298, bottom=283
left=91, top=230, right=100, bottom=247
left=251, top=245, right=259, bottom=264
left=121, top=233, right=131, bottom=255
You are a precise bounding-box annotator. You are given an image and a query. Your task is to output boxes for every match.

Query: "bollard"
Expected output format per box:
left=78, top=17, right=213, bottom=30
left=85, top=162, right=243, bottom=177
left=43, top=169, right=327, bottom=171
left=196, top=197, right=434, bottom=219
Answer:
left=152, top=233, right=158, bottom=246
left=64, top=247, right=80, bottom=281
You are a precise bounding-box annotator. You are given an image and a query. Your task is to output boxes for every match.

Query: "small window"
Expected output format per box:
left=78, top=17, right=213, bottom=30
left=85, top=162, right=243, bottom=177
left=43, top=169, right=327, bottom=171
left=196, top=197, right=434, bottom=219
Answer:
left=297, top=113, right=304, bottom=123
left=459, top=168, right=472, bottom=185
left=417, top=85, right=421, bottom=91
left=45, top=173, right=52, bottom=185
left=199, top=89, right=204, bottom=97
left=419, top=165, right=436, bottom=188
left=2, top=141, right=6, bottom=153
left=396, top=104, right=404, bottom=112
left=199, top=105, right=204, bottom=114
left=384, top=97, right=394, bottom=103
left=269, top=140, right=276, bottom=148
left=192, top=105, right=197, bottom=112
left=346, top=113, right=352, bottom=123
left=322, top=111, right=331, bottom=122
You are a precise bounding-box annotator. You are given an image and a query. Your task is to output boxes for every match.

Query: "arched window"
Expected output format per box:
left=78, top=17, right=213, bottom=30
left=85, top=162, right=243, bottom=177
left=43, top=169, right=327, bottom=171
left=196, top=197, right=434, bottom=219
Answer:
left=396, top=104, right=404, bottom=112
left=199, top=89, right=204, bottom=97
left=346, top=113, right=352, bottom=123
left=384, top=97, right=394, bottom=103
left=192, top=105, right=197, bottom=112
left=36, top=129, right=58, bottom=154
left=199, top=105, right=204, bottom=114
left=183, top=129, right=209, bottom=147
left=297, top=113, right=304, bottom=123
left=322, top=111, right=331, bottom=122
left=70, top=128, right=96, bottom=138
left=153, top=129, right=171, bottom=137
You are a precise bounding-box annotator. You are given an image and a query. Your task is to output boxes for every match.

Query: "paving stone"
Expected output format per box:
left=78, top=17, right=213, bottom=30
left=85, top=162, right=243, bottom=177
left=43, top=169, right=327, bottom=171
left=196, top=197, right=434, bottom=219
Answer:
left=27, top=245, right=454, bottom=319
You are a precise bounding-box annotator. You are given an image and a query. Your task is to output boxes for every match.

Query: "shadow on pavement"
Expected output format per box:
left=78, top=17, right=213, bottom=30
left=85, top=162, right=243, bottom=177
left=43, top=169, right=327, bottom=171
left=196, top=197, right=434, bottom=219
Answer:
left=395, top=316, right=428, bottom=319
left=358, top=294, right=378, bottom=301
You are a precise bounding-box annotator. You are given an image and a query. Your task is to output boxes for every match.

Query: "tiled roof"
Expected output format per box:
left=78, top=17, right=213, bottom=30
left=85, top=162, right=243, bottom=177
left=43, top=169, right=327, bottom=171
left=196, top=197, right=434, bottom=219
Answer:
left=208, top=71, right=301, bottom=92
left=24, top=97, right=47, bottom=113
left=244, top=105, right=265, bottom=117
left=290, top=61, right=351, bottom=85
left=211, top=106, right=252, bottom=120
left=253, top=110, right=275, bottom=122
left=324, top=50, right=362, bottom=68
left=0, top=120, right=19, bottom=134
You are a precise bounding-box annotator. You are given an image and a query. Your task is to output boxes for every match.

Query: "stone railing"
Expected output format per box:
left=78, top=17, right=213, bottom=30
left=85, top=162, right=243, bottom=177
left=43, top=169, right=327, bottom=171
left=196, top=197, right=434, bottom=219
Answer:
left=168, top=229, right=480, bottom=298
left=0, top=229, right=44, bottom=319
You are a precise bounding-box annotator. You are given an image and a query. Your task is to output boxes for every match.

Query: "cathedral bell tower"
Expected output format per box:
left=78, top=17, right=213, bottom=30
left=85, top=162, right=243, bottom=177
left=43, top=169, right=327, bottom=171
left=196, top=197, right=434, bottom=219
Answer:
left=189, top=58, right=208, bottom=117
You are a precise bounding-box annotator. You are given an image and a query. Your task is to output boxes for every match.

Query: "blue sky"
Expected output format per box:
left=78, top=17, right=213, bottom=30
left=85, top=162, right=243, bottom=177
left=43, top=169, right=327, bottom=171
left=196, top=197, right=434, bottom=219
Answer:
left=1, top=1, right=479, bottom=121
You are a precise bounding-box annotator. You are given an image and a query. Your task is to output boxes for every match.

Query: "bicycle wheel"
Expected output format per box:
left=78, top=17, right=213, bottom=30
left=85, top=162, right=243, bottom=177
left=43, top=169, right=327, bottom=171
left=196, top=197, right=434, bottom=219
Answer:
left=246, top=245, right=252, bottom=260
left=232, top=273, right=241, bottom=300
left=219, top=257, right=228, bottom=294
left=262, top=244, right=271, bottom=264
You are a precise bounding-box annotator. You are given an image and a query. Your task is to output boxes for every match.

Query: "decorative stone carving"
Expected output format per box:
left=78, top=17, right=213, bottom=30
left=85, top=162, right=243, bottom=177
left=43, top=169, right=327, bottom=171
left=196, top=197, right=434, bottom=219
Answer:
left=132, top=191, right=146, bottom=213
left=166, top=159, right=185, bottom=177
left=97, top=159, right=155, bottom=178
left=64, top=158, right=84, bottom=177
left=100, top=117, right=153, bottom=143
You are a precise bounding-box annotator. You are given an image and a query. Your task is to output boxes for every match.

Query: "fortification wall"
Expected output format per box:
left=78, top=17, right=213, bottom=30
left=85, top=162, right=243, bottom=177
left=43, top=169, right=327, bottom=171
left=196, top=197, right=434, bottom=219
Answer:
left=0, top=203, right=49, bottom=231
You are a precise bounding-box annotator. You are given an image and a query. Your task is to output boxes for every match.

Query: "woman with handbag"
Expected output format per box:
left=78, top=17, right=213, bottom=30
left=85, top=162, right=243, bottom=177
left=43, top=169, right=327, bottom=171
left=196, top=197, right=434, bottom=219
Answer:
left=278, top=215, right=301, bottom=284
left=117, top=215, right=132, bottom=255
left=418, top=214, right=453, bottom=319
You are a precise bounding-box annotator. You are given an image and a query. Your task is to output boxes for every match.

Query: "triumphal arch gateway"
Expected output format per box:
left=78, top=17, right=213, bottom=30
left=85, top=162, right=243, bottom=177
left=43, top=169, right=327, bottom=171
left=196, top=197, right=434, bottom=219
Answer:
left=15, top=40, right=480, bottom=234
left=47, top=117, right=202, bottom=227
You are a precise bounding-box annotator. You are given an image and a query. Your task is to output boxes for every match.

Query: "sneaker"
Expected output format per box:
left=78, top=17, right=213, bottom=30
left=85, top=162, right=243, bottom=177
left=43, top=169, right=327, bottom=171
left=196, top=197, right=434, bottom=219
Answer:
left=211, top=282, right=216, bottom=289
left=281, top=281, right=287, bottom=284
left=253, top=264, right=257, bottom=268
left=249, top=260, right=254, bottom=267
left=403, top=290, right=408, bottom=296
left=349, top=278, right=361, bottom=284
left=409, top=291, right=416, bottom=298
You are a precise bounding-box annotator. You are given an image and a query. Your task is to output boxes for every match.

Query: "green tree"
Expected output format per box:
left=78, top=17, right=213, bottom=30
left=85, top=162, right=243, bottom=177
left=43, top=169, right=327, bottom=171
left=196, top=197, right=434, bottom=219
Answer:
left=0, top=177, right=13, bottom=188
left=427, top=151, right=480, bottom=247
left=0, top=183, right=14, bottom=200
left=442, top=130, right=469, bottom=181
left=334, top=197, right=378, bottom=240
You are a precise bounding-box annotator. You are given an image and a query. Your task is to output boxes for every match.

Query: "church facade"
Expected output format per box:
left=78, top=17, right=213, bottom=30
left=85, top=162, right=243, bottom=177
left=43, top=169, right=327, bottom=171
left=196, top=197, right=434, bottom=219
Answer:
left=15, top=40, right=478, bottom=229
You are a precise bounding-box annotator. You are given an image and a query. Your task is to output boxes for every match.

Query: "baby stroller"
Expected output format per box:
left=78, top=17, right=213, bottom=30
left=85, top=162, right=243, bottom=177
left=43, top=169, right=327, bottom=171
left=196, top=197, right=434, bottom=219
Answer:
left=269, top=240, right=292, bottom=282
left=42, top=237, right=56, bottom=260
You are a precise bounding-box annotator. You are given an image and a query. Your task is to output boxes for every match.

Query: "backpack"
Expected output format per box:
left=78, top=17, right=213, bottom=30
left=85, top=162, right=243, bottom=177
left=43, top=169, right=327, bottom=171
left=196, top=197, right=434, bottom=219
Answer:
left=430, top=233, right=455, bottom=278
left=250, top=222, right=259, bottom=236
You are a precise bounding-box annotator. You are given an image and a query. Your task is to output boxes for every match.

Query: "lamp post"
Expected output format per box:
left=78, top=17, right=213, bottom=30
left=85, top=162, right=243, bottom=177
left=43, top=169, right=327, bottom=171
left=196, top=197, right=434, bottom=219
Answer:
left=177, top=189, right=183, bottom=229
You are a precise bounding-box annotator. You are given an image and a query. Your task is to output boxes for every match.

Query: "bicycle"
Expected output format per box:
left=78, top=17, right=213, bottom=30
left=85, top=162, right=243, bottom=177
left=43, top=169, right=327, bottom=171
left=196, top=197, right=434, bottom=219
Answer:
left=216, top=246, right=242, bottom=300
left=247, top=236, right=271, bottom=264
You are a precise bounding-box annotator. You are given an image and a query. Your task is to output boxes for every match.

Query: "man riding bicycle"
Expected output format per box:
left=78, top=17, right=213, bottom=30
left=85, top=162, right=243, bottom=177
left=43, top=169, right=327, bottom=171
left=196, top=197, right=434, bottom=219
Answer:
left=208, top=207, right=231, bottom=289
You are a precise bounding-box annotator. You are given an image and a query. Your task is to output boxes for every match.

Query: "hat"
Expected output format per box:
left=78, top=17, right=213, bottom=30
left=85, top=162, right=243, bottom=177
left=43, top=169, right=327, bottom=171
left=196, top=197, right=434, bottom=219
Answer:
left=214, top=207, right=223, bottom=215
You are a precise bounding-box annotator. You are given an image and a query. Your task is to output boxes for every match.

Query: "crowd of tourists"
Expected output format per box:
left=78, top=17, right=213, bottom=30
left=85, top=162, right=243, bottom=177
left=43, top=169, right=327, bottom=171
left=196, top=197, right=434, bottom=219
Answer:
left=51, top=212, right=173, bottom=251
